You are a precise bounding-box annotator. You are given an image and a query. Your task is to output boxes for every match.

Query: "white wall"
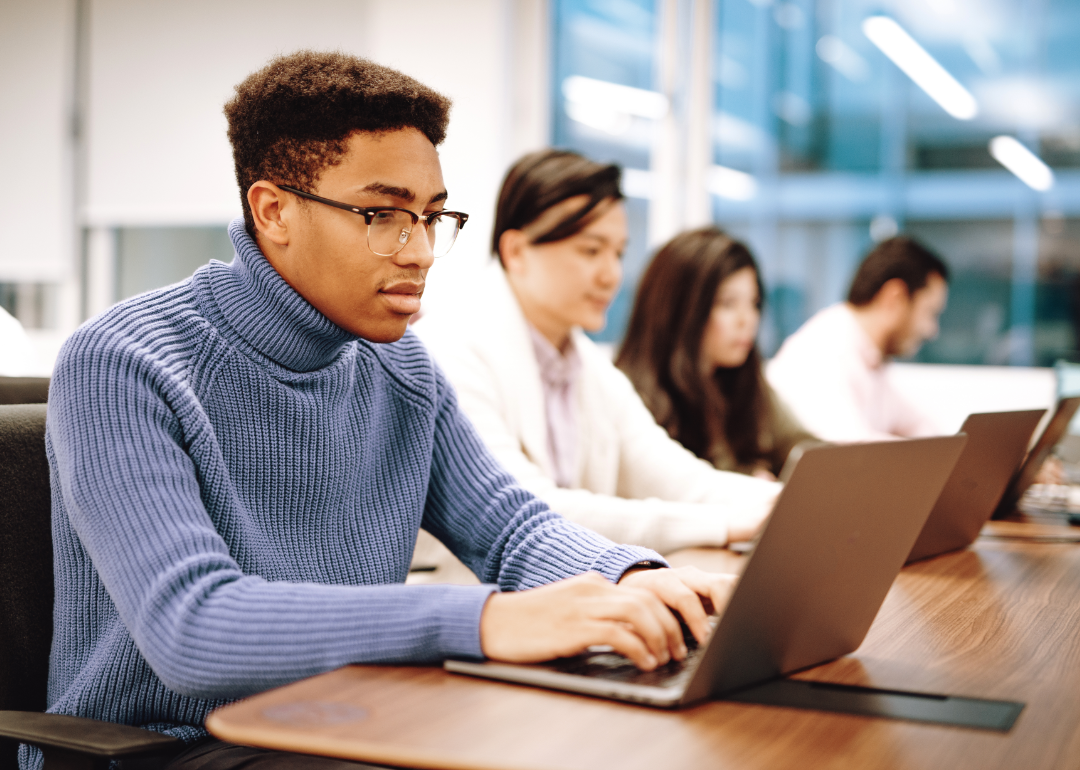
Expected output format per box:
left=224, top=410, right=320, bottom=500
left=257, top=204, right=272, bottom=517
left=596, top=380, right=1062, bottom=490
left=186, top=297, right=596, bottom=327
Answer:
left=364, top=0, right=551, bottom=314
left=80, top=0, right=548, bottom=313
left=364, top=1, right=512, bottom=312
left=84, top=0, right=376, bottom=226
left=4, top=0, right=548, bottom=370
left=888, top=363, right=1056, bottom=434
left=0, top=0, right=74, bottom=282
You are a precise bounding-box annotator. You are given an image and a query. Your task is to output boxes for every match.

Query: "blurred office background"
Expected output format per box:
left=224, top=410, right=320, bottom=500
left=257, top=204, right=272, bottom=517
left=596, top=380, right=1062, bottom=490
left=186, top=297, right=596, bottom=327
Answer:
left=2, top=0, right=1079, bottom=374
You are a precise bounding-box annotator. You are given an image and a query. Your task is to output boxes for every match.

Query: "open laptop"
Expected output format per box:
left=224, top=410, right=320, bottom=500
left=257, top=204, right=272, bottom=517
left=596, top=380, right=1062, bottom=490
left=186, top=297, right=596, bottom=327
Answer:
left=993, top=396, right=1080, bottom=518
left=446, top=435, right=966, bottom=708
left=906, top=410, right=1046, bottom=563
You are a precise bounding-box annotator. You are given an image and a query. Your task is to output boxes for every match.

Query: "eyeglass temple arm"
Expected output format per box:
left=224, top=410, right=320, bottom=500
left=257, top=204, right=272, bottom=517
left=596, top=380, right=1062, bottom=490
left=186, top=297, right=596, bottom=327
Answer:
left=276, top=185, right=378, bottom=222
left=278, top=184, right=468, bottom=227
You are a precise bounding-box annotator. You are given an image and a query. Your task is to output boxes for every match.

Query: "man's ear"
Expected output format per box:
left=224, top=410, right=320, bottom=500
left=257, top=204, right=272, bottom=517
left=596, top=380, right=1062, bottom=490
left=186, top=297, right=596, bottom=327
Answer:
left=499, top=229, right=529, bottom=274
left=876, top=277, right=912, bottom=310
left=248, top=181, right=291, bottom=246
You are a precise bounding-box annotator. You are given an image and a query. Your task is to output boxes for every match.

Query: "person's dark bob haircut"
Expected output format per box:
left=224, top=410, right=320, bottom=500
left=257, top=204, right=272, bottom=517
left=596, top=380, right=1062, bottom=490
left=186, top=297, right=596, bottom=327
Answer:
left=491, top=149, right=623, bottom=262
left=616, top=227, right=772, bottom=469
left=847, top=236, right=950, bottom=307
left=224, top=50, right=452, bottom=238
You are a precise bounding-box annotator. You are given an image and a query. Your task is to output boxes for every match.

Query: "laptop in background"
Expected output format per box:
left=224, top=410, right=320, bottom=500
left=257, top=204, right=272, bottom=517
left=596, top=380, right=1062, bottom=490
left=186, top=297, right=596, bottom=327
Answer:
left=447, top=436, right=966, bottom=708
left=907, top=410, right=1045, bottom=564
left=1054, top=360, right=1080, bottom=434
left=993, top=397, right=1080, bottom=518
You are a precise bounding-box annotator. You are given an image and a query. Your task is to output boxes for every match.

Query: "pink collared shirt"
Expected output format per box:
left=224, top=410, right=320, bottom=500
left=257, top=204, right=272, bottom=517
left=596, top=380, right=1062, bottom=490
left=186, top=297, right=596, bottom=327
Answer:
left=766, top=303, right=938, bottom=442
left=527, top=325, right=582, bottom=488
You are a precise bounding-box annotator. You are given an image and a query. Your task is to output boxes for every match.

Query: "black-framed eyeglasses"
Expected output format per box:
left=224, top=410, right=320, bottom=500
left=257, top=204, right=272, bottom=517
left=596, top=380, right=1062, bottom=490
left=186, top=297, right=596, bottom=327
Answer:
left=278, top=185, right=469, bottom=258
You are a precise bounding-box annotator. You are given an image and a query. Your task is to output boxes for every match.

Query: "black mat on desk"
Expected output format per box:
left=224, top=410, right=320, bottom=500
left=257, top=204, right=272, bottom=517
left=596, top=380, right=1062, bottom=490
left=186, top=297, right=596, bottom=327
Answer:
left=725, top=679, right=1024, bottom=731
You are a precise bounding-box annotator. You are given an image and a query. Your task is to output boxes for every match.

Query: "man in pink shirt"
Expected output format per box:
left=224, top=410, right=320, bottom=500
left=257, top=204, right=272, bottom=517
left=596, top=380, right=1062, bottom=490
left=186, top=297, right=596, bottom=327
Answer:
left=766, top=236, right=949, bottom=442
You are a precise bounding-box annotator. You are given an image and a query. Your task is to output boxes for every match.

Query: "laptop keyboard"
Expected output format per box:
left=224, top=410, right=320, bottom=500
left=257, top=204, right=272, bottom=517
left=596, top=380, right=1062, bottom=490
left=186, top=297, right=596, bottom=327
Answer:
left=539, top=622, right=704, bottom=688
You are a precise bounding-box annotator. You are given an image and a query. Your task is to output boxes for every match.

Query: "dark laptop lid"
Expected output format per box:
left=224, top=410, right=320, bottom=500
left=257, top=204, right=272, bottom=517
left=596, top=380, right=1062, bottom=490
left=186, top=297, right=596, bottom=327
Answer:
left=994, top=396, right=1080, bottom=517
left=684, top=435, right=967, bottom=704
left=907, top=410, right=1046, bottom=564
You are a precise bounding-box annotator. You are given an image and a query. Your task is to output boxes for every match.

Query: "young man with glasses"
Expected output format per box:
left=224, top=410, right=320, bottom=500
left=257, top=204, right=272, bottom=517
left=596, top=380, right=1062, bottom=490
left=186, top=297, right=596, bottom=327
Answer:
left=35, top=51, right=733, bottom=770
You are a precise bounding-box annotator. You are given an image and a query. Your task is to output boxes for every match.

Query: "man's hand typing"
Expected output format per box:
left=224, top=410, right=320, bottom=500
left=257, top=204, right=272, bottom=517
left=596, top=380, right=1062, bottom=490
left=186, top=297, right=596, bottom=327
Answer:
left=478, top=567, right=736, bottom=671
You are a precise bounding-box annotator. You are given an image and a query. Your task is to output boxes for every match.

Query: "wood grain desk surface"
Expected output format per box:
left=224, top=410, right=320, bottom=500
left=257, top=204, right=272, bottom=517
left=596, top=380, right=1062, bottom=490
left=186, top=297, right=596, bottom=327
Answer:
left=207, top=520, right=1080, bottom=770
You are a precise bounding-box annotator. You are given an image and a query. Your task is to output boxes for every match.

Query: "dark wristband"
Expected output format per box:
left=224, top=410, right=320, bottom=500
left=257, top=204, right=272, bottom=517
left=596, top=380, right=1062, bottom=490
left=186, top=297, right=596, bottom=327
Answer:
left=619, top=560, right=667, bottom=581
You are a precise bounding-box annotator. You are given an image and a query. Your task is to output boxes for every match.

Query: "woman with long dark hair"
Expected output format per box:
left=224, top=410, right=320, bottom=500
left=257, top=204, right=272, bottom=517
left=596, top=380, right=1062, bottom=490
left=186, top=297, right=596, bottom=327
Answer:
left=617, top=227, right=814, bottom=478
left=415, top=151, right=779, bottom=553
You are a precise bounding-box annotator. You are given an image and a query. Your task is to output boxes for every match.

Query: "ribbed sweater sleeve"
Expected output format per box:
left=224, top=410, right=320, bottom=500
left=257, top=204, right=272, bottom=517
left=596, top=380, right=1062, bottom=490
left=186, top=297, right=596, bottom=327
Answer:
left=48, top=331, right=495, bottom=699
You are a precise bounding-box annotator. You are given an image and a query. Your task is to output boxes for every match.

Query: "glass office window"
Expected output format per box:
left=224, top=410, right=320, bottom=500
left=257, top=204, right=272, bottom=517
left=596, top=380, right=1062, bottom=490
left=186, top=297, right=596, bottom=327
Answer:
left=116, top=227, right=231, bottom=302
left=0, top=283, right=57, bottom=330
left=552, top=0, right=657, bottom=342
left=553, top=0, right=1080, bottom=365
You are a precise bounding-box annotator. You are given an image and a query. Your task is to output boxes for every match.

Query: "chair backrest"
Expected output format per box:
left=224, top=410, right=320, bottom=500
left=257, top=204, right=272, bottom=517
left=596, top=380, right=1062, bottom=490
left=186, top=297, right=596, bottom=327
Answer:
left=0, top=404, right=52, bottom=770
left=0, top=378, right=49, bottom=406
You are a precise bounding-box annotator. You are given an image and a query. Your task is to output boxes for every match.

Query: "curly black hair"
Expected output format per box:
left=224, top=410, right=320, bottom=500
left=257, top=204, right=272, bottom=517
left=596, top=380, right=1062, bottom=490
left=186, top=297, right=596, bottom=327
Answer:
left=224, top=50, right=452, bottom=236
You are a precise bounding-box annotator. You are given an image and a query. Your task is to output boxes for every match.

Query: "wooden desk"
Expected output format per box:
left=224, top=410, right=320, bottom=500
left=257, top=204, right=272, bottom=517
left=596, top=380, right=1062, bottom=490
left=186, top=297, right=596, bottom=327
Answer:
left=208, top=522, right=1080, bottom=770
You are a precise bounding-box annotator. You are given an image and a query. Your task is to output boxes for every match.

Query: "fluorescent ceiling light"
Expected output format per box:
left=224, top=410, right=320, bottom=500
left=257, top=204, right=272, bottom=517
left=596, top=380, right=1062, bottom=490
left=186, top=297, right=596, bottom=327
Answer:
left=709, top=166, right=758, bottom=201
left=963, top=34, right=1000, bottom=75
left=565, top=102, right=632, bottom=136
left=562, top=76, right=668, bottom=120
left=975, top=77, right=1067, bottom=132
left=862, top=16, right=978, bottom=120
left=870, top=214, right=899, bottom=242
left=989, top=136, right=1054, bottom=191
left=773, top=3, right=805, bottom=30
left=620, top=167, right=760, bottom=201
left=717, top=55, right=749, bottom=90
left=816, top=36, right=870, bottom=82
left=772, top=91, right=811, bottom=126
left=714, top=111, right=764, bottom=151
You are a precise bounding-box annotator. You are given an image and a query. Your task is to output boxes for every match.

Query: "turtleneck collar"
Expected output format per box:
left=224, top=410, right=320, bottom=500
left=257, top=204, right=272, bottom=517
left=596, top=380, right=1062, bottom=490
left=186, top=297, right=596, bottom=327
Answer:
left=205, top=218, right=358, bottom=373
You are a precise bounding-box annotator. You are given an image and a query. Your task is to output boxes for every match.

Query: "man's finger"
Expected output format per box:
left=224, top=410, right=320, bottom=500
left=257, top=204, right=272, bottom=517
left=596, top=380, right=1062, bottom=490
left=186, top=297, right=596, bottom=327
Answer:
left=637, top=588, right=686, bottom=661
left=621, top=567, right=736, bottom=646
left=682, top=571, right=737, bottom=620
left=630, top=575, right=701, bottom=653
left=604, top=591, right=678, bottom=665
left=600, top=622, right=660, bottom=671
left=663, top=582, right=711, bottom=647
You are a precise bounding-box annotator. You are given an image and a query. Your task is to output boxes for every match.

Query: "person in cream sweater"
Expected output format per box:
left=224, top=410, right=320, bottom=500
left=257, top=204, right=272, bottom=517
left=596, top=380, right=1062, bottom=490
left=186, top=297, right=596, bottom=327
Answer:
left=415, top=149, right=779, bottom=560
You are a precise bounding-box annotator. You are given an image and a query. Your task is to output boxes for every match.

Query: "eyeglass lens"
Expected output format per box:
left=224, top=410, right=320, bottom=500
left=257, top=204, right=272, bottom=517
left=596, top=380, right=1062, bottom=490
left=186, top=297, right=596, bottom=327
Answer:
left=368, top=211, right=461, bottom=258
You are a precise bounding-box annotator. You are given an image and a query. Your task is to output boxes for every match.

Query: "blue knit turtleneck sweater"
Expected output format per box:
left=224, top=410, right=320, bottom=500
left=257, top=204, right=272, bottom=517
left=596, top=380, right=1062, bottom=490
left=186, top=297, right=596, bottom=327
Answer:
left=26, top=220, right=661, bottom=768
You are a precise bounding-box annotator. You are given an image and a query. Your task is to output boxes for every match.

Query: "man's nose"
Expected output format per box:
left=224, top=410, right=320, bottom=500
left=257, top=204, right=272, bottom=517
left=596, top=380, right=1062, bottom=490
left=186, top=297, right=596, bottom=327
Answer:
left=395, top=226, right=435, bottom=270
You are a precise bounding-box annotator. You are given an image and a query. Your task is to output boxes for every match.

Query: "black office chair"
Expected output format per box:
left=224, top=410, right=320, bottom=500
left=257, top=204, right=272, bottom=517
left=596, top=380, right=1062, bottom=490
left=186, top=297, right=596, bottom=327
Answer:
left=0, top=378, right=50, bottom=406
left=0, top=404, right=181, bottom=770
